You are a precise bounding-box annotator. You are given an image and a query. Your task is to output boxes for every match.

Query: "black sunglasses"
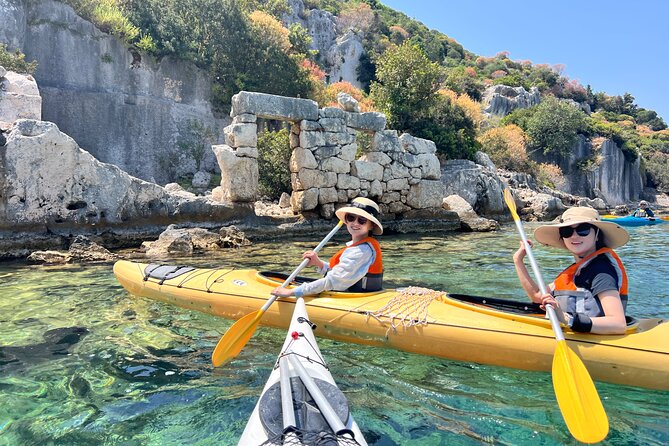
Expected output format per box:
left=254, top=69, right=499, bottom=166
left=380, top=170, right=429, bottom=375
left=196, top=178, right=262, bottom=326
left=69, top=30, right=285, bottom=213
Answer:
left=345, top=214, right=368, bottom=225
left=559, top=223, right=594, bottom=239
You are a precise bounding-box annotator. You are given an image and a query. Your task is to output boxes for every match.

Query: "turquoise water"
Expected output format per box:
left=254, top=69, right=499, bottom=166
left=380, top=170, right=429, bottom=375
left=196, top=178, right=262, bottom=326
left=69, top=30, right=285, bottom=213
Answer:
left=0, top=223, right=667, bottom=445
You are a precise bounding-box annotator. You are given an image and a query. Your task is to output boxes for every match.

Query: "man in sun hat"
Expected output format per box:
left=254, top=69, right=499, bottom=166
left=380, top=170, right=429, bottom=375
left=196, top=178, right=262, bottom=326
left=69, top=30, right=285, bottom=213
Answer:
left=513, top=206, right=630, bottom=334
left=272, top=197, right=383, bottom=297
left=632, top=200, right=655, bottom=218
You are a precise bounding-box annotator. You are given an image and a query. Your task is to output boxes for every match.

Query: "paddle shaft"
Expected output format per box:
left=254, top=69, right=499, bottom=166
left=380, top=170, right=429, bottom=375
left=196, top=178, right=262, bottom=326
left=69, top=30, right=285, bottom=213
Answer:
left=261, top=221, right=344, bottom=312
left=512, top=219, right=566, bottom=339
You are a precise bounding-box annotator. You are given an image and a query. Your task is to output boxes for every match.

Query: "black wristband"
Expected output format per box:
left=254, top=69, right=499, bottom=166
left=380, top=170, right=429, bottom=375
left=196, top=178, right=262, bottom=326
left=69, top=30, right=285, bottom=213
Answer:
left=570, top=313, right=593, bottom=333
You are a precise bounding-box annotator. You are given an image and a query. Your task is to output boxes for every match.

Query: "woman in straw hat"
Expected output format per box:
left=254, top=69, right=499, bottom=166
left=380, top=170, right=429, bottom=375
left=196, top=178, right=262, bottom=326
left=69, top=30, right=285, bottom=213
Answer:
left=632, top=200, right=655, bottom=218
left=272, top=197, right=384, bottom=297
left=513, top=207, right=630, bottom=334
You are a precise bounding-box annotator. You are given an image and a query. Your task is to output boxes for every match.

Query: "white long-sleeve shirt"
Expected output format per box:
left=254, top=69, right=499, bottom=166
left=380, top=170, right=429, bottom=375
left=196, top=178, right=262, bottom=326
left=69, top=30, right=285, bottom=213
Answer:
left=293, top=241, right=376, bottom=297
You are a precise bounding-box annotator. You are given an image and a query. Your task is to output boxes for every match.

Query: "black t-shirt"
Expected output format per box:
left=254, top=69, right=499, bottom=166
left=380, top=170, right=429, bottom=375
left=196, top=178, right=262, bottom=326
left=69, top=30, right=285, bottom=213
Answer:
left=574, top=255, right=619, bottom=297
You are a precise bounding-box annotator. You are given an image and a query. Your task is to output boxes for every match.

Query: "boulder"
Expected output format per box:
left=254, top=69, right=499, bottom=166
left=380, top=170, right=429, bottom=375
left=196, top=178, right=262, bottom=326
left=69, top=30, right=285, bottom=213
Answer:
left=0, top=70, right=41, bottom=130
left=441, top=159, right=507, bottom=216
left=337, top=92, right=360, bottom=112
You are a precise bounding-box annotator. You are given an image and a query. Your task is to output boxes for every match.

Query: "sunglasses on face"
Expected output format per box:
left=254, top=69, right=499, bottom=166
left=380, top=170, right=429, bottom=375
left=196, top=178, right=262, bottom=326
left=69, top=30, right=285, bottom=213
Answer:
left=345, top=214, right=368, bottom=225
left=559, top=223, right=594, bottom=238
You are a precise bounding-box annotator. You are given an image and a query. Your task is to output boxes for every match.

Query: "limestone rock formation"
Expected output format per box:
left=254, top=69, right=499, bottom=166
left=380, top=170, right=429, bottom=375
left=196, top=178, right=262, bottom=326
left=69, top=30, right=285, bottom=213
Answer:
left=27, top=235, right=118, bottom=263
left=283, top=0, right=364, bottom=88
left=0, top=119, right=250, bottom=236
left=0, top=67, right=41, bottom=130
left=482, top=85, right=541, bottom=116
left=2, top=0, right=224, bottom=184
left=440, top=159, right=507, bottom=217
left=144, top=225, right=250, bottom=256
left=442, top=195, right=499, bottom=231
left=326, top=30, right=365, bottom=88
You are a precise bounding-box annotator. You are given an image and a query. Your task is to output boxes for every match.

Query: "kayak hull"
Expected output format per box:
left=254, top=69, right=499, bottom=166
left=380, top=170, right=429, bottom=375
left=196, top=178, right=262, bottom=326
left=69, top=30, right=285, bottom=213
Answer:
left=113, top=260, right=669, bottom=390
left=602, top=215, right=667, bottom=226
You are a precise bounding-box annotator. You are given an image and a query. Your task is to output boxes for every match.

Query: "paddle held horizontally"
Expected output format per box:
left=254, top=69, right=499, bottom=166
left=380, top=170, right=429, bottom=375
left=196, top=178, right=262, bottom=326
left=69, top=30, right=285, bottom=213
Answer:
left=211, top=221, right=345, bottom=367
left=503, top=188, right=609, bottom=444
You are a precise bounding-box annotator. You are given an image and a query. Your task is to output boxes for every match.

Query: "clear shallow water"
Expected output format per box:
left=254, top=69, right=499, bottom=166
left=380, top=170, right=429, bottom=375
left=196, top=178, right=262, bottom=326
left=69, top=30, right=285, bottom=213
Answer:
left=0, top=224, right=668, bottom=445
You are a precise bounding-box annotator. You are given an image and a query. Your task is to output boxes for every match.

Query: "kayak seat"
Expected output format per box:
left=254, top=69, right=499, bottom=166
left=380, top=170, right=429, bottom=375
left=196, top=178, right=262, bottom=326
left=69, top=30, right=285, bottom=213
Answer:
left=259, top=271, right=383, bottom=293
left=258, top=376, right=351, bottom=440
left=449, top=293, right=543, bottom=315
left=450, top=294, right=639, bottom=327
left=259, top=271, right=316, bottom=285
left=143, top=264, right=196, bottom=284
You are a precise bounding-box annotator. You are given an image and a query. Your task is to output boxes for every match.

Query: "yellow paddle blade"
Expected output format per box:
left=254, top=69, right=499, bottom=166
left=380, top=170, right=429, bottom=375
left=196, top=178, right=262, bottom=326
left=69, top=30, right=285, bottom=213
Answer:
left=503, top=188, right=519, bottom=221
left=552, top=341, right=609, bottom=443
left=211, top=310, right=263, bottom=367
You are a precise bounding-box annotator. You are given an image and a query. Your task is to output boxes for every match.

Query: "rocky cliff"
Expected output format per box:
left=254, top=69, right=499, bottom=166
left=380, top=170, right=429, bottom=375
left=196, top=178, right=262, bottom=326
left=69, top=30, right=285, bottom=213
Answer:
left=0, top=118, right=250, bottom=257
left=1, top=0, right=225, bottom=184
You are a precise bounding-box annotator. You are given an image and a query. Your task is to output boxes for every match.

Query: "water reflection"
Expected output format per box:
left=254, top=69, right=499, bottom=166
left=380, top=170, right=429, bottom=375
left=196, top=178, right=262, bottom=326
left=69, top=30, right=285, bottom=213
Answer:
left=0, top=224, right=667, bottom=445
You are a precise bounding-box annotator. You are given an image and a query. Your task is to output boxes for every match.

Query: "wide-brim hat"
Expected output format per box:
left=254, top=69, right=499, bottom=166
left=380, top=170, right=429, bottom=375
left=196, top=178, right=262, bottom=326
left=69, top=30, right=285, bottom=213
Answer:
left=534, top=206, right=629, bottom=249
left=335, top=197, right=383, bottom=235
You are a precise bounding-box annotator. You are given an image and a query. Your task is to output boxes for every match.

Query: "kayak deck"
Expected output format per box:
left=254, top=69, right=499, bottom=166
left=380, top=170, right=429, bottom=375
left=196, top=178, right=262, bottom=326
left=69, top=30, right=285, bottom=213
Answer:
left=114, top=260, right=669, bottom=390
left=238, top=294, right=367, bottom=445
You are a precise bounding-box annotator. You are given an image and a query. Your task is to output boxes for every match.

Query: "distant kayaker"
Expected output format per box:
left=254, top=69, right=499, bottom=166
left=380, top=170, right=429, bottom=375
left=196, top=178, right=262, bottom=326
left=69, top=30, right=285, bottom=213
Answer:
left=271, top=197, right=384, bottom=297
left=632, top=200, right=655, bottom=218
left=513, top=207, right=630, bottom=334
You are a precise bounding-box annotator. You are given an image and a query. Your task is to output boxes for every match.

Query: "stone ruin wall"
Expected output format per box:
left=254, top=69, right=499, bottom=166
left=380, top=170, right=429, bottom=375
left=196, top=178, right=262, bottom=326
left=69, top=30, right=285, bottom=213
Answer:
left=213, top=91, right=443, bottom=219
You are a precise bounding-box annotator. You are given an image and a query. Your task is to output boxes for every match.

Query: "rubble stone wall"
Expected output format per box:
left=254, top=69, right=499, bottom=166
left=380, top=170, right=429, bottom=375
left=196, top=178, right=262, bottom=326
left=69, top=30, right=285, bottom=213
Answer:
left=215, top=91, right=444, bottom=219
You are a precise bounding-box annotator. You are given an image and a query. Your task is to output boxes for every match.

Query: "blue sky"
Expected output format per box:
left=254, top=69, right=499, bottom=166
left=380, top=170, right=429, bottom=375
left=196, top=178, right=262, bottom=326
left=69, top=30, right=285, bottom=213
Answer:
left=381, top=0, right=669, bottom=122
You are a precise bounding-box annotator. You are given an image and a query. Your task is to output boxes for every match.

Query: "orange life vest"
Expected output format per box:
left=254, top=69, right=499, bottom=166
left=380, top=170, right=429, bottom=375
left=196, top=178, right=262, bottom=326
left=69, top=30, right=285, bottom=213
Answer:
left=329, top=236, right=383, bottom=292
left=552, top=247, right=628, bottom=317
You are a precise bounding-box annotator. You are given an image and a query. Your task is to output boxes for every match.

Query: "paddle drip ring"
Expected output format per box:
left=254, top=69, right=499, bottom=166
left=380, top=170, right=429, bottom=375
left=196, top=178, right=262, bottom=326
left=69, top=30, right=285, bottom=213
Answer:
left=365, top=286, right=445, bottom=336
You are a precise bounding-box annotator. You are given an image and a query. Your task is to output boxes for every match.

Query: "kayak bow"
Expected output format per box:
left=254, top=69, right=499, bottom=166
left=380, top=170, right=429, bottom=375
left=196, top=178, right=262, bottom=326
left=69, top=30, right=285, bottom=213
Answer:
left=238, top=295, right=367, bottom=445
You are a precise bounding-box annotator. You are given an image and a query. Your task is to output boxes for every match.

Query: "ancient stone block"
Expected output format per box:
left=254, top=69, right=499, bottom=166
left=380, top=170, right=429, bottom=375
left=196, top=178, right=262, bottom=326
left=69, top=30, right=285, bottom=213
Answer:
left=351, top=160, right=383, bottom=181
left=291, top=188, right=319, bottom=211
left=299, top=130, right=326, bottom=148
left=372, top=130, right=400, bottom=152
left=399, top=133, right=437, bottom=155
left=345, top=111, right=386, bottom=132
left=224, top=123, right=257, bottom=147
left=290, top=147, right=318, bottom=172
left=406, top=180, right=443, bottom=209
left=320, top=156, right=350, bottom=174
left=231, top=91, right=318, bottom=121
left=213, top=144, right=258, bottom=202
left=359, top=151, right=392, bottom=166
left=318, top=187, right=338, bottom=204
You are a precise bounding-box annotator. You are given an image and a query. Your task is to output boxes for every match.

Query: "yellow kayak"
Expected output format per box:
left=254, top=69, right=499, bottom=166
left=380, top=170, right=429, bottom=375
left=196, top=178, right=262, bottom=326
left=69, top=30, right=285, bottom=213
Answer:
left=113, top=260, right=669, bottom=390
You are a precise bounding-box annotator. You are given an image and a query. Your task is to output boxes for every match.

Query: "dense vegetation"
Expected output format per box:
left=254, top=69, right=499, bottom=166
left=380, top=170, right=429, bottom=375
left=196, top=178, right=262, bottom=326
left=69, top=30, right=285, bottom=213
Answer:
left=54, top=0, right=668, bottom=193
left=0, top=44, right=37, bottom=74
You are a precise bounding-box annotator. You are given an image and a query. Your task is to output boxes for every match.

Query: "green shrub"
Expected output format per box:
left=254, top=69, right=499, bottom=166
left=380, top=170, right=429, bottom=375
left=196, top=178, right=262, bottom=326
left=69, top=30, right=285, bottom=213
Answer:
left=370, top=42, right=443, bottom=130
left=411, top=95, right=479, bottom=160
left=525, top=97, right=587, bottom=158
left=644, top=152, right=669, bottom=192
left=92, top=0, right=140, bottom=40
left=257, top=128, right=292, bottom=200
left=0, top=44, right=37, bottom=74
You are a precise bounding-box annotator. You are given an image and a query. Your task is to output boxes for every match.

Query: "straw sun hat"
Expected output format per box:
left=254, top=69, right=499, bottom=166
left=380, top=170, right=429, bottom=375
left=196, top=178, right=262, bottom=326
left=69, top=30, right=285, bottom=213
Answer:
left=534, top=207, right=629, bottom=250
left=335, top=197, right=383, bottom=235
